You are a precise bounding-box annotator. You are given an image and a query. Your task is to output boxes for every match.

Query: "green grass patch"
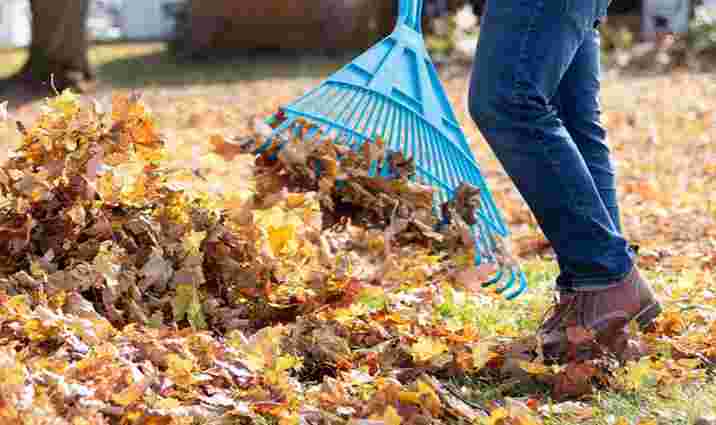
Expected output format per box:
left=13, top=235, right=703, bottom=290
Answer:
left=448, top=258, right=716, bottom=424
left=0, top=42, right=351, bottom=89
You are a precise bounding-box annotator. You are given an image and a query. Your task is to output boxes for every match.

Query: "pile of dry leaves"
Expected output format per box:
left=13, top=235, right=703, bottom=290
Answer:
left=0, top=91, right=712, bottom=425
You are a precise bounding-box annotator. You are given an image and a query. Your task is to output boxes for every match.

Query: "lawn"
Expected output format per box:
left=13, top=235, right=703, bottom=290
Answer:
left=0, top=42, right=715, bottom=424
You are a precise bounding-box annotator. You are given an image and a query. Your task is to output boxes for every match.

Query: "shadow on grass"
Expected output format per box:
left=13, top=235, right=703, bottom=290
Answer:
left=95, top=47, right=358, bottom=89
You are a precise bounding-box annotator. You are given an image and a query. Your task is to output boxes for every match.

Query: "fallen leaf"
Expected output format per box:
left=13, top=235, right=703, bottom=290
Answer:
left=551, top=362, right=599, bottom=401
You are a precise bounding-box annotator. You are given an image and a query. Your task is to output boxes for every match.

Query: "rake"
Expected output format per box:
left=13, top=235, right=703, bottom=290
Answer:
left=253, top=0, right=528, bottom=299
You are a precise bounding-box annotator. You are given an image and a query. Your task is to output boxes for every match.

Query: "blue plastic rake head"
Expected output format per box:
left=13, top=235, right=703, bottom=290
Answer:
left=254, top=0, right=527, bottom=299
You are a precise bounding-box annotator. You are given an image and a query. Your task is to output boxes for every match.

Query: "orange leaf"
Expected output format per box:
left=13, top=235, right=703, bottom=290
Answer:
left=210, top=134, right=245, bottom=161
left=551, top=362, right=599, bottom=401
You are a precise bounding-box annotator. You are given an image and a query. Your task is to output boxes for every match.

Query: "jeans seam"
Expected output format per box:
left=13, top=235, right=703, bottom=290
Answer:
left=512, top=0, right=543, bottom=100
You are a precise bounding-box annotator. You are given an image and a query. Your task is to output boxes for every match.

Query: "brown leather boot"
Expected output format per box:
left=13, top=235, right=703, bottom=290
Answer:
left=538, top=290, right=577, bottom=337
left=539, top=267, right=662, bottom=361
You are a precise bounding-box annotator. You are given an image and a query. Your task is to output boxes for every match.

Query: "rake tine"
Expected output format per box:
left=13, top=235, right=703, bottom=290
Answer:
left=481, top=268, right=504, bottom=288
left=346, top=94, right=375, bottom=149
left=320, top=86, right=359, bottom=141
left=368, top=98, right=387, bottom=141
left=256, top=118, right=293, bottom=155
left=503, top=268, right=529, bottom=300
left=359, top=97, right=384, bottom=147
left=494, top=266, right=516, bottom=295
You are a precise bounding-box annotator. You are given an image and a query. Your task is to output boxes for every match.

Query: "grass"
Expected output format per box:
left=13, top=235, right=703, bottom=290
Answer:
left=1, top=42, right=352, bottom=88
left=591, top=383, right=716, bottom=425
left=445, top=257, right=716, bottom=424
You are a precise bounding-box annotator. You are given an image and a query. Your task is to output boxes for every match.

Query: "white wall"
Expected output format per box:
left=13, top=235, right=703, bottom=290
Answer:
left=120, top=0, right=179, bottom=40
left=0, top=0, right=31, bottom=48
left=642, top=0, right=691, bottom=38
left=0, top=0, right=182, bottom=47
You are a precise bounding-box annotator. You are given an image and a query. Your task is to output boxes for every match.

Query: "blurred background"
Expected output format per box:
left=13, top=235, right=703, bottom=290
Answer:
left=0, top=0, right=714, bottom=98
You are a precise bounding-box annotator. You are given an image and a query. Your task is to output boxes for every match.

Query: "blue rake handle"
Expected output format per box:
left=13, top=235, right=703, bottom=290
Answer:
left=398, top=0, right=424, bottom=32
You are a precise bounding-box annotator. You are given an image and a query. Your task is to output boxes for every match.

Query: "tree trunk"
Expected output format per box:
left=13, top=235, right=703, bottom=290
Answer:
left=16, top=0, right=95, bottom=93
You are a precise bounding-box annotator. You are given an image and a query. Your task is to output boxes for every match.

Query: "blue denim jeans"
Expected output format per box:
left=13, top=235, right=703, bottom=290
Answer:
left=468, top=0, right=634, bottom=291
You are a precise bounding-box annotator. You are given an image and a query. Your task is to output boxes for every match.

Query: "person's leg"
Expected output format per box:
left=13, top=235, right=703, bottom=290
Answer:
left=541, top=24, right=622, bottom=336
left=549, top=24, right=621, bottom=294
left=468, top=0, right=661, bottom=360
left=468, top=0, right=633, bottom=289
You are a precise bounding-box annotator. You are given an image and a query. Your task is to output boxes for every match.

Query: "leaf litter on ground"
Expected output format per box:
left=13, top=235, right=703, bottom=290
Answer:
left=0, top=91, right=713, bottom=425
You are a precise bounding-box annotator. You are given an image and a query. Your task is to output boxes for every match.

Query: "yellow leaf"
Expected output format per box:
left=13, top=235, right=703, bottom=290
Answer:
left=24, top=318, right=58, bottom=342
left=166, top=354, right=195, bottom=388
left=383, top=406, right=402, bottom=425
left=268, top=224, right=296, bottom=256
left=173, top=283, right=194, bottom=322
left=398, top=391, right=421, bottom=405
left=473, top=341, right=497, bottom=370
left=279, top=414, right=301, bottom=425
left=171, top=276, right=206, bottom=330
left=410, top=336, right=449, bottom=363
left=416, top=379, right=442, bottom=416
left=124, top=410, right=144, bottom=423
left=4, top=295, right=31, bottom=316
left=275, top=355, right=301, bottom=372
left=183, top=231, right=206, bottom=256
left=29, top=259, right=48, bottom=279
left=488, top=407, right=510, bottom=425
left=49, top=291, right=67, bottom=310
left=47, top=89, right=80, bottom=117
left=0, top=353, right=25, bottom=387
left=154, top=397, right=181, bottom=410
left=186, top=295, right=207, bottom=330
left=135, top=144, right=166, bottom=163
left=233, top=326, right=287, bottom=372
left=621, top=358, right=655, bottom=391
left=112, top=382, right=145, bottom=406
left=286, top=193, right=305, bottom=208
left=519, top=361, right=550, bottom=375
left=675, top=358, right=702, bottom=370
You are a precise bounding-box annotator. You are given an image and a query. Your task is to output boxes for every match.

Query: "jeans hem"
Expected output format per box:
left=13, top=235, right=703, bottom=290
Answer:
left=569, top=264, right=635, bottom=292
